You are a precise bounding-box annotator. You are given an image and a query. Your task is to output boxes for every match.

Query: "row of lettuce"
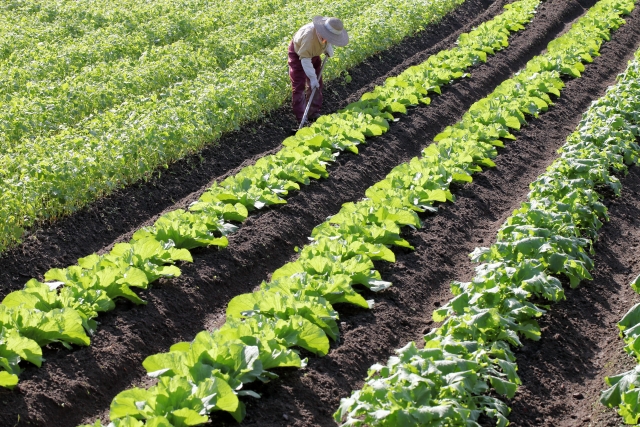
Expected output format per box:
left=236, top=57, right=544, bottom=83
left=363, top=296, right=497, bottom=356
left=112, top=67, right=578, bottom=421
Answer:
left=0, top=0, right=468, bottom=254
left=77, top=1, right=637, bottom=425
left=0, top=0, right=543, bottom=390
left=601, top=276, right=640, bottom=421
left=336, top=8, right=640, bottom=427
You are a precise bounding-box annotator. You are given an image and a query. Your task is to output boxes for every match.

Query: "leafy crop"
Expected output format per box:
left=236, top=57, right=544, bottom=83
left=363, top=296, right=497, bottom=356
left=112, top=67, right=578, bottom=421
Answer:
left=601, top=278, right=640, bottom=418
left=336, top=5, right=640, bottom=426
left=0, top=0, right=540, bottom=389
left=0, top=0, right=467, bottom=254
left=0, top=238, right=192, bottom=388
left=78, top=1, right=640, bottom=425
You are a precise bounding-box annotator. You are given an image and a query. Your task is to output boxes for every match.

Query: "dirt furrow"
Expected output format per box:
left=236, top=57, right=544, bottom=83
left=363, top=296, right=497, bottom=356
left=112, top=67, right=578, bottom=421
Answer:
left=2, top=0, right=638, bottom=426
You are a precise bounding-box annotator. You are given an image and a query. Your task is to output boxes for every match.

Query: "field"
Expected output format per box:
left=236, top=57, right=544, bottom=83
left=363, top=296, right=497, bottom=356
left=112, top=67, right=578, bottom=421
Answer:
left=1, top=0, right=640, bottom=425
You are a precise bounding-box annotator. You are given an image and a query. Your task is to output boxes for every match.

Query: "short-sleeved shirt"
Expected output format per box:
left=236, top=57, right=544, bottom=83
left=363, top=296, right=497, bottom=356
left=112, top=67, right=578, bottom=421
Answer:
left=293, top=23, right=328, bottom=59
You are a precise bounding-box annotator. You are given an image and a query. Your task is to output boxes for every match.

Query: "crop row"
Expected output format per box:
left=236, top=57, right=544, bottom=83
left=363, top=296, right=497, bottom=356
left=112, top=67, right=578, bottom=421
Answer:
left=0, top=0, right=541, bottom=390
left=78, top=1, right=636, bottom=425
left=336, top=7, right=640, bottom=427
left=0, top=0, right=465, bottom=253
left=601, top=278, right=640, bottom=419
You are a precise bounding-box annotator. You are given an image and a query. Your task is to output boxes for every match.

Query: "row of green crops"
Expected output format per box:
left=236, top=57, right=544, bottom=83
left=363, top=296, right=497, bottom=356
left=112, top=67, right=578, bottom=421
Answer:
left=0, top=0, right=467, bottom=254
left=336, top=12, right=640, bottom=427
left=601, top=273, right=640, bottom=422
left=80, top=1, right=636, bottom=425
left=0, top=0, right=542, bottom=390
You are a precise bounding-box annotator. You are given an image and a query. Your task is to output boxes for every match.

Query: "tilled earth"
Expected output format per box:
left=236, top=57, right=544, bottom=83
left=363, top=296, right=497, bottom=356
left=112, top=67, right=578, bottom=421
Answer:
left=1, top=0, right=640, bottom=426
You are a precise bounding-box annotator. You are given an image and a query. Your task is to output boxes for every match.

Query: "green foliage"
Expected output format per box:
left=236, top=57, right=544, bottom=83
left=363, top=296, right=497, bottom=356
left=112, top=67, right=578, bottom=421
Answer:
left=0, top=0, right=467, bottom=254
left=80, top=1, right=545, bottom=424
left=591, top=54, right=640, bottom=421
left=336, top=1, right=639, bottom=425
left=334, top=339, right=515, bottom=427
left=602, top=285, right=640, bottom=421
left=1, top=0, right=541, bottom=391
left=109, top=376, right=238, bottom=426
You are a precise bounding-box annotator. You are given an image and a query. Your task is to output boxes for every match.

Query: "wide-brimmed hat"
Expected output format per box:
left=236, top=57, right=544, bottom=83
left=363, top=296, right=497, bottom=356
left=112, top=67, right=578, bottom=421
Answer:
left=312, top=16, right=349, bottom=47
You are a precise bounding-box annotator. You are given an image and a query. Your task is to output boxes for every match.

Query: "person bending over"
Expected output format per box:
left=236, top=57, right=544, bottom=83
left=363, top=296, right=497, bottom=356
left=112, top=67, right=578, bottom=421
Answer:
left=288, top=16, right=349, bottom=124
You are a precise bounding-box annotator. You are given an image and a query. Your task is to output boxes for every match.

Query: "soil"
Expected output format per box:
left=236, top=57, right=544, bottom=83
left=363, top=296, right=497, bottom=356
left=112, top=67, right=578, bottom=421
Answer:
left=0, top=0, right=639, bottom=426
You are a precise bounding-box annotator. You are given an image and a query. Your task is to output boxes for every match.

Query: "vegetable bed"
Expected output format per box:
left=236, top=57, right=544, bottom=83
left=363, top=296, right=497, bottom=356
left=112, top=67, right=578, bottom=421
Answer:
left=1, top=0, right=640, bottom=425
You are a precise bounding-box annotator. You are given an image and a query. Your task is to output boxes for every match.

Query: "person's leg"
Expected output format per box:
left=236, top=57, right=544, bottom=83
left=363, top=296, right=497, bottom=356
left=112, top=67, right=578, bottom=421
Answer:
left=308, top=55, right=323, bottom=119
left=288, top=42, right=307, bottom=122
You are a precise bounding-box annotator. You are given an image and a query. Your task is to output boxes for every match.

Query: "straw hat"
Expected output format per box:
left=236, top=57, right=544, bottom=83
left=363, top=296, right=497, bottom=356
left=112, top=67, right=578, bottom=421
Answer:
left=312, top=16, right=349, bottom=46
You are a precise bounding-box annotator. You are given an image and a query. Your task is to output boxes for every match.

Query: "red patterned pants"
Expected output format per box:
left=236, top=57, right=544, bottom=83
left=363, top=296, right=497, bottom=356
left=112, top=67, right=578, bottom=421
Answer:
left=288, top=41, right=323, bottom=122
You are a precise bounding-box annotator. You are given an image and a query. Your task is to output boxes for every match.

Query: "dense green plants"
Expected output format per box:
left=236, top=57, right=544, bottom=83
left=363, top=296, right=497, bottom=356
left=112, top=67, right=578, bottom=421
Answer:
left=0, top=0, right=382, bottom=144
left=337, top=15, right=640, bottom=427
left=0, top=0, right=466, bottom=253
left=0, top=0, right=541, bottom=390
left=0, top=238, right=193, bottom=389
left=0, top=0, right=284, bottom=75
left=601, top=273, right=640, bottom=423
left=77, top=1, right=638, bottom=425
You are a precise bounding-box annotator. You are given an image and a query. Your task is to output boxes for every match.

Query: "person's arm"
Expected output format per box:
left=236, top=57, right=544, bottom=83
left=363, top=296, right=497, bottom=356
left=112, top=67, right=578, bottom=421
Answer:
left=300, top=58, right=319, bottom=89
left=325, top=43, right=333, bottom=58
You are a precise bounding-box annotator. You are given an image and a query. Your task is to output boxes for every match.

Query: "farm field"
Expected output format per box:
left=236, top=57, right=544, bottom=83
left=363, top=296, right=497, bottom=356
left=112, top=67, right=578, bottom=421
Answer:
left=1, top=0, right=640, bottom=426
left=0, top=0, right=466, bottom=254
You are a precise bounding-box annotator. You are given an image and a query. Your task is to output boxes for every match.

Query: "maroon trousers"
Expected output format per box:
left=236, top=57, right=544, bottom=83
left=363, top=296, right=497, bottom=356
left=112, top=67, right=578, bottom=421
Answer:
left=288, top=41, right=323, bottom=122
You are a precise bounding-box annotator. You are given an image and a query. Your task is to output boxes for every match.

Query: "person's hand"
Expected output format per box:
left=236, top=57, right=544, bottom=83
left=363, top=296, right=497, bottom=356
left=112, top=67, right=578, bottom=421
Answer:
left=309, top=78, right=320, bottom=90
left=325, top=44, right=334, bottom=58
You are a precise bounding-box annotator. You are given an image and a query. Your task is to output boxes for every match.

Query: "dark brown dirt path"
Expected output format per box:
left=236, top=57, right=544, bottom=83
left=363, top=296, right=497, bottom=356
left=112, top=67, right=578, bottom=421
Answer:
left=1, top=0, right=639, bottom=426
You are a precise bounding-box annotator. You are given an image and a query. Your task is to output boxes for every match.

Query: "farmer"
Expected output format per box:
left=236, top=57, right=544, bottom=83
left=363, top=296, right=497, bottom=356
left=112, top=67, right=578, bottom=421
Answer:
left=288, top=16, right=349, bottom=124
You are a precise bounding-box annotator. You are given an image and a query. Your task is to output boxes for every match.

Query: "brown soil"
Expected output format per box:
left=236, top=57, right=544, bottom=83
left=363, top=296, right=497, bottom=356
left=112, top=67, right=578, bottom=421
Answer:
left=0, top=0, right=639, bottom=426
